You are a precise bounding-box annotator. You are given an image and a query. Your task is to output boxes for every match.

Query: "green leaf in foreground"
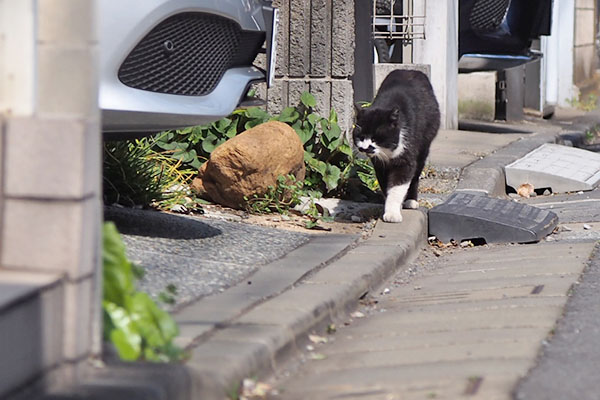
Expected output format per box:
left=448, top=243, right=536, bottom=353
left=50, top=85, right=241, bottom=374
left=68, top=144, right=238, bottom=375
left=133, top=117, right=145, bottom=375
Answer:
left=102, top=222, right=184, bottom=362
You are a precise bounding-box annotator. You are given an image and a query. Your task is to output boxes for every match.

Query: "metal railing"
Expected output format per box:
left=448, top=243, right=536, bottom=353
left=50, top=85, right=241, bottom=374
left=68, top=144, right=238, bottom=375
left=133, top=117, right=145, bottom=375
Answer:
left=372, top=0, right=426, bottom=41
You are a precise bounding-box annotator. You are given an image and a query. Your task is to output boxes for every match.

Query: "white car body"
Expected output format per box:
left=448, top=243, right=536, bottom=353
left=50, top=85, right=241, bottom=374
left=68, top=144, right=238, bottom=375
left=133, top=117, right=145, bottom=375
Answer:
left=98, top=0, right=274, bottom=137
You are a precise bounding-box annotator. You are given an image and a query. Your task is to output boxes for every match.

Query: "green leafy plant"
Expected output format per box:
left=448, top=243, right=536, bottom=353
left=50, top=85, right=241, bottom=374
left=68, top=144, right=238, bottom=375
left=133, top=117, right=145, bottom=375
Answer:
left=150, top=92, right=364, bottom=198
left=287, top=93, right=355, bottom=195
left=103, top=136, right=204, bottom=213
left=353, top=158, right=379, bottom=192
left=244, top=174, right=304, bottom=214
left=102, top=222, right=184, bottom=362
left=103, top=139, right=164, bottom=207
left=104, top=92, right=380, bottom=216
left=584, top=124, right=600, bottom=144
left=158, top=284, right=178, bottom=306
left=567, top=93, right=598, bottom=112
left=302, top=197, right=334, bottom=229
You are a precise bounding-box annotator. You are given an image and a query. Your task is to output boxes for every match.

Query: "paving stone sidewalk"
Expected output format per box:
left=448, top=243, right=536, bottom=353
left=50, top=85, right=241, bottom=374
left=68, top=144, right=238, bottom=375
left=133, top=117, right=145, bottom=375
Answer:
left=272, top=241, right=596, bottom=399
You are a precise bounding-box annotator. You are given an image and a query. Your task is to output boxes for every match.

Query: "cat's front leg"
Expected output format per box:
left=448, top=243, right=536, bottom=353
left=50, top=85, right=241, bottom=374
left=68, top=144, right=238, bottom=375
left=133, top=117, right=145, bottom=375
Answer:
left=383, top=183, right=410, bottom=223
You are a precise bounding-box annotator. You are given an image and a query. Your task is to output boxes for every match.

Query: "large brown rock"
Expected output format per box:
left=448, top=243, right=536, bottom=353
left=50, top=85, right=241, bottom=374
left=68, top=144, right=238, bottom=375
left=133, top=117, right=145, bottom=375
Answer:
left=191, top=121, right=305, bottom=209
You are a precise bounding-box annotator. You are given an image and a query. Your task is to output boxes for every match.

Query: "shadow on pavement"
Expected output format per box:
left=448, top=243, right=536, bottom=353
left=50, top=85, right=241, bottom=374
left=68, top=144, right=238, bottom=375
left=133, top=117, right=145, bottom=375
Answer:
left=104, top=206, right=222, bottom=240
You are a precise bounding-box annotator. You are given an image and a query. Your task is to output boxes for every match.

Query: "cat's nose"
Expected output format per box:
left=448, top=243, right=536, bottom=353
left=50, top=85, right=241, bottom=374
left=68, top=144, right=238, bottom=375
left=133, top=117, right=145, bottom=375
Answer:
left=364, top=145, right=375, bottom=154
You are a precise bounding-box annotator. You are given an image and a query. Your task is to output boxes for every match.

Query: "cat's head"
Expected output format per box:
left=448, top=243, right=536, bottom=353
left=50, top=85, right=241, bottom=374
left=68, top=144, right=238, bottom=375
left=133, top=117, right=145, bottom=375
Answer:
left=353, top=106, right=405, bottom=162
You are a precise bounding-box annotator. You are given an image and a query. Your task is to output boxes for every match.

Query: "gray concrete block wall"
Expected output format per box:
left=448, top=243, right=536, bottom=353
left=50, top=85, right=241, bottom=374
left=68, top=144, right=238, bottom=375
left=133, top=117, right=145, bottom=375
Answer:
left=0, top=0, right=102, bottom=396
left=266, top=0, right=356, bottom=132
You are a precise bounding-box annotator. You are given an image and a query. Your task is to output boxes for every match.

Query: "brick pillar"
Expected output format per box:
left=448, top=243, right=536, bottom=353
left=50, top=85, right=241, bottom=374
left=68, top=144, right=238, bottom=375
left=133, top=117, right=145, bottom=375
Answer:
left=266, top=0, right=356, bottom=132
left=0, top=0, right=101, bottom=394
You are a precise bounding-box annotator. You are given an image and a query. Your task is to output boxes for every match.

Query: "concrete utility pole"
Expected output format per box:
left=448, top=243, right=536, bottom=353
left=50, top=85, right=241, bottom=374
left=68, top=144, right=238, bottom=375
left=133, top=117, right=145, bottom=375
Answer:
left=413, top=0, right=459, bottom=129
left=0, top=0, right=101, bottom=396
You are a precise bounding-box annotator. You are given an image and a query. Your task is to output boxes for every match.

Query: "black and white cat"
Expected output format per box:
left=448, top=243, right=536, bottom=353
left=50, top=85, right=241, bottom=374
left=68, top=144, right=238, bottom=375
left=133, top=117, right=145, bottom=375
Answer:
left=353, top=69, right=440, bottom=223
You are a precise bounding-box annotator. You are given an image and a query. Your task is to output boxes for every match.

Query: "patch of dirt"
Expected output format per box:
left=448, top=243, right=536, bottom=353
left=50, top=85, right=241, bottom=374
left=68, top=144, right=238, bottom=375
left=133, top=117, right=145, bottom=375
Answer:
left=184, top=164, right=461, bottom=238
left=197, top=203, right=378, bottom=237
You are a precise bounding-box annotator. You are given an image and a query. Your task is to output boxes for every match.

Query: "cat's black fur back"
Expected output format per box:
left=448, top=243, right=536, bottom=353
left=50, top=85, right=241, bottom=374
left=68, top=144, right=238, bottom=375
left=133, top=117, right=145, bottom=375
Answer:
left=353, top=69, right=440, bottom=222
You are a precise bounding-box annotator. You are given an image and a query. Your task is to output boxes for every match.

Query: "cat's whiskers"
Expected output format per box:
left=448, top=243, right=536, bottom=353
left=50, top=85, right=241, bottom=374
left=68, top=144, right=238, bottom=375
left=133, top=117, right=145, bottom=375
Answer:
left=373, top=149, right=390, bottom=163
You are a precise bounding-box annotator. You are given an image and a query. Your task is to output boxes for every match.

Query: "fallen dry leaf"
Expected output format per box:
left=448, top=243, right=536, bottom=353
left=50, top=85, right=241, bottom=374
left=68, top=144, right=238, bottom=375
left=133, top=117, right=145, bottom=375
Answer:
left=308, top=334, right=328, bottom=344
left=241, top=378, right=272, bottom=399
left=517, top=183, right=535, bottom=198
left=308, top=352, right=327, bottom=360
left=327, top=324, right=337, bottom=334
left=350, top=311, right=365, bottom=318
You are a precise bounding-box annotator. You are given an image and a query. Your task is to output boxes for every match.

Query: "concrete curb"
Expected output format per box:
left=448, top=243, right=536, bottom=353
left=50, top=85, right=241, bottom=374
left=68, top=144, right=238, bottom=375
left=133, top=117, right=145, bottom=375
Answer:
left=183, top=210, right=427, bottom=399
left=456, top=130, right=573, bottom=197
left=43, top=212, right=426, bottom=400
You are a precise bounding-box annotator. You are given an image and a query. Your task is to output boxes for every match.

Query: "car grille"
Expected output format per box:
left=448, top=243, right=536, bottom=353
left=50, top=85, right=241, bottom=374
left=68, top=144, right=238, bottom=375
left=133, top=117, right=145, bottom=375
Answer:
left=469, top=0, right=509, bottom=33
left=118, top=12, right=265, bottom=96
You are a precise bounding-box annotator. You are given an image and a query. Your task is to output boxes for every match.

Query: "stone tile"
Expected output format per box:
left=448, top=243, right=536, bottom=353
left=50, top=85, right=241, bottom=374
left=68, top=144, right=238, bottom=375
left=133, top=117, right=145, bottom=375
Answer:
left=382, top=295, right=566, bottom=315
left=4, top=117, right=100, bottom=199
left=436, top=241, right=595, bottom=263
left=391, top=277, right=576, bottom=306
left=305, top=340, right=539, bottom=373
left=411, top=272, right=579, bottom=295
left=1, top=196, right=100, bottom=279
left=36, top=45, right=98, bottom=118
left=280, top=360, right=529, bottom=398
left=63, top=278, right=93, bottom=360
left=329, top=326, right=548, bottom=353
left=430, top=263, right=580, bottom=282
left=37, top=0, right=96, bottom=44
left=427, top=253, right=590, bottom=274
left=344, top=306, right=562, bottom=335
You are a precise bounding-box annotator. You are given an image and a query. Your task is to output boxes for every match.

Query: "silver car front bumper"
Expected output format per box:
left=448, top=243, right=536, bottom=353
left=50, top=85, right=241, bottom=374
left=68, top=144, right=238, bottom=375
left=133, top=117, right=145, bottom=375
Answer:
left=98, top=0, right=272, bottom=133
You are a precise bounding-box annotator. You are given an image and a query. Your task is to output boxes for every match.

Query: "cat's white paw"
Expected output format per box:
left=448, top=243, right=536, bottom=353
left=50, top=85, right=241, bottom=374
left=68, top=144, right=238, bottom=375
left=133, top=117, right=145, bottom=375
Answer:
left=383, top=208, right=403, bottom=223
left=403, top=199, right=419, bottom=209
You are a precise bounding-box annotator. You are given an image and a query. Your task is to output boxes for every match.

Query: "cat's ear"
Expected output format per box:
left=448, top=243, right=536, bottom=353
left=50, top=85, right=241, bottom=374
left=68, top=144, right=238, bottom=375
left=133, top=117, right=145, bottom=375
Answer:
left=389, top=107, right=400, bottom=122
